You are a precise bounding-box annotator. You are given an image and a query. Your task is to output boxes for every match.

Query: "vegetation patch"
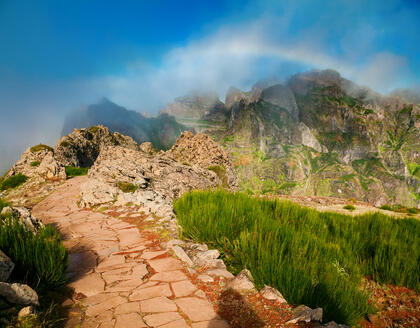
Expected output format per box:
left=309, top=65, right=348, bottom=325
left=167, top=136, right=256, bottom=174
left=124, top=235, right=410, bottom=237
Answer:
left=174, top=190, right=420, bottom=325
left=380, top=204, right=419, bottom=215
left=59, top=141, right=70, bottom=147
left=30, top=144, right=53, bottom=153
left=407, top=162, right=420, bottom=179
left=117, top=181, right=138, bottom=193
left=0, top=198, right=9, bottom=212
left=343, top=204, right=356, bottom=211
left=0, top=173, right=27, bottom=190
left=30, top=161, right=41, bottom=167
left=64, top=166, right=89, bottom=177
left=88, top=126, right=100, bottom=134
left=207, top=165, right=228, bottom=187
left=0, top=216, right=68, bottom=289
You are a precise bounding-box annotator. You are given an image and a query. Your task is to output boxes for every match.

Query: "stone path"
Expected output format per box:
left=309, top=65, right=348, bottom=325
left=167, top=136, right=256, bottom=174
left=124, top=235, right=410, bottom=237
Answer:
left=33, top=176, right=230, bottom=328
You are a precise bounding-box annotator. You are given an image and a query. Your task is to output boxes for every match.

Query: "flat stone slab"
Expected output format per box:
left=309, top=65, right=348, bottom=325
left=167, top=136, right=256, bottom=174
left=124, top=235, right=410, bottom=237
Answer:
left=171, top=280, right=197, bottom=298
left=114, top=301, right=141, bottom=315
left=115, top=312, right=147, bottom=328
left=140, top=296, right=177, bottom=313
left=192, top=320, right=230, bottom=328
left=85, top=296, right=126, bottom=317
left=149, top=257, right=183, bottom=272
left=160, top=319, right=190, bottom=328
left=143, top=312, right=183, bottom=326
left=150, top=270, right=188, bottom=282
left=69, top=272, right=104, bottom=297
left=129, top=284, right=172, bottom=301
left=175, top=297, right=217, bottom=322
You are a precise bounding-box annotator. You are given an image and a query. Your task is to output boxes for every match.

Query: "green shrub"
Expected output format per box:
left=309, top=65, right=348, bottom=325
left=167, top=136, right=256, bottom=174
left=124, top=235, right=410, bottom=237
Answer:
left=0, top=198, right=9, bottom=212
left=0, top=216, right=68, bottom=289
left=30, top=161, right=40, bottom=167
left=380, top=204, right=392, bottom=211
left=0, top=173, right=27, bottom=190
left=59, top=141, right=70, bottom=147
left=174, top=190, right=420, bottom=325
left=207, top=165, right=228, bottom=187
left=64, top=166, right=89, bottom=177
left=88, top=126, right=100, bottom=134
left=30, top=144, right=53, bottom=153
left=117, top=181, right=138, bottom=193
left=343, top=204, right=356, bottom=211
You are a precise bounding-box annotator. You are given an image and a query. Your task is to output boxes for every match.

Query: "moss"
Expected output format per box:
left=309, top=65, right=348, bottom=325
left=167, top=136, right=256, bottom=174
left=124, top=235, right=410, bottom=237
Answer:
left=65, top=166, right=89, bottom=177
left=0, top=173, right=27, bottom=190
left=59, top=141, right=70, bottom=147
left=88, top=126, right=100, bottom=134
left=343, top=204, right=356, bottom=211
left=207, top=165, right=228, bottom=187
left=30, top=144, right=53, bottom=153
left=30, top=161, right=40, bottom=167
left=117, top=181, right=138, bottom=193
left=407, top=162, right=420, bottom=179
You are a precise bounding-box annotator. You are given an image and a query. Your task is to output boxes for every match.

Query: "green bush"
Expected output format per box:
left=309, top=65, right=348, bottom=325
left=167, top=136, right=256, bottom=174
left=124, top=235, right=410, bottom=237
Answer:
left=30, top=144, right=53, bottom=153
left=0, top=216, right=68, bottom=289
left=0, top=173, right=27, bottom=190
left=59, top=141, right=70, bottom=147
left=117, top=181, right=138, bottom=193
left=343, top=204, right=356, bottom=211
left=380, top=204, right=392, bottom=211
left=0, top=198, right=9, bottom=212
left=30, top=161, right=40, bottom=167
left=174, top=190, right=420, bottom=325
left=65, top=166, right=89, bottom=177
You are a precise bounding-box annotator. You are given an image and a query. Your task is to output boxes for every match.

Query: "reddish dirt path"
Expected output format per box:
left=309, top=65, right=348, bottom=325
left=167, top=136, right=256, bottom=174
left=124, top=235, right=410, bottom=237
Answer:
left=33, top=176, right=230, bottom=328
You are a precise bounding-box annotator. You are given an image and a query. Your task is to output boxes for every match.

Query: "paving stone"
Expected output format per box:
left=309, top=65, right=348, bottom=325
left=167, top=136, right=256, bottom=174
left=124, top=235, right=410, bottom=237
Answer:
left=96, top=255, right=126, bottom=272
left=69, top=272, right=105, bottom=297
left=192, top=320, right=230, bottom=328
left=115, top=312, right=147, bottom=328
left=114, top=301, right=141, bottom=315
left=141, top=250, right=167, bottom=260
left=129, top=284, right=172, bottom=301
left=171, top=280, right=197, bottom=298
left=150, top=270, right=188, bottom=282
left=143, top=312, right=183, bottom=326
left=81, top=292, right=118, bottom=306
left=140, top=296, right=177, bottom=313
left=85, top=296, right=126, bottom=317
left=160, top=319, right=190, bottom=328
left=99, top=320, right=115, bottom=328
left=148, top=257, right=183, bottom=272
left=132, top=281, right=158, bottom=292
left=175, top=297, right=217, bottom=322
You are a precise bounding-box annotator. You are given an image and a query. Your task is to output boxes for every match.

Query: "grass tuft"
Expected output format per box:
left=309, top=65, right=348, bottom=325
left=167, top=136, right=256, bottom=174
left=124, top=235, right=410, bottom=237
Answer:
left=117, top=181, right=138, bottom=193
left=30, top=161, right=40, bottom=167
left=343, top=204, right=356, bottom=211
left=207, top=165, right=228, bottom=187
left=64, top=166, right=89, bottom=177
left=174, top=190, right=420, bottom=325
left=30, top=144, right=53, bottom=153
left=0, top=173, right=27, bottom=190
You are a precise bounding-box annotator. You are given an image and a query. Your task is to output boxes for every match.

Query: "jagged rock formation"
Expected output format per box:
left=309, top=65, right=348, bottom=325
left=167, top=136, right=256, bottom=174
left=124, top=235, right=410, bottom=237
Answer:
left=165, top=70, right=420, bottom=207
left=54, top=125, right=139, bottom=167
left=5, top=145, right=66, bottom=180
left=62, top=98, right=189, bottom=150
left=79, top=132, right=237, bottom=211
left=167, top=131, right=238, bottom=188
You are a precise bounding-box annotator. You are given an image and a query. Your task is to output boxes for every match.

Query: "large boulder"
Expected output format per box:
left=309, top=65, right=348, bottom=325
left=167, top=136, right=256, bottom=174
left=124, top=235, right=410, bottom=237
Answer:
left=286, top=305, right=323, bottom=324
left=54, top=125, right=140, bottom=167
left=167, top=131, right=238, bottom=189
left=0, top=250, right=14, bottom=282
left=0, top=282, right=39, bottom=306
left=5, top=145, right=66, bottom=181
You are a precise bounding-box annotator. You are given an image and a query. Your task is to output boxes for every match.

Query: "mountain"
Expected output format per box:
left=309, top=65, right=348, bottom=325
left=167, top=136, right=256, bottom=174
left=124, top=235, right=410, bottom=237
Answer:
left=62, top=98, right=189, bottom=150
left=162, top=69, right=420, bottom=207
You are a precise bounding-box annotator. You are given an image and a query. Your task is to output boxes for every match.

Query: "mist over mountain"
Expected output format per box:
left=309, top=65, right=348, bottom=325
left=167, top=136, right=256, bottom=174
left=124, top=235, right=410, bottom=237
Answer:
left=62, top=98, right=189, bottom=150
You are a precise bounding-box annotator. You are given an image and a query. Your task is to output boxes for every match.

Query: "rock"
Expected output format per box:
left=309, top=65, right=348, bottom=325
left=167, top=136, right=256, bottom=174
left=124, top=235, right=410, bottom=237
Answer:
left=139, top=142, right=157, bottom=155
left=18, top=305, right=36, bottom=319
left=0, top=207, right=44, bottom=233
left=0, top=250, right=14, bottom=282
left=0, top=283, right=39, bottom=306
left=206, top=269, right=234, bottom=279
left=227, top=269, right=256, bottom=292
left=4, top=146, right=66, bottom=181
left=54, top=125, right=140, bottom=167
left=260, top=285, right=287, bottom=303
left=197, top=275, right=214, bottom=283
left=193, top=249, right=220, bottom=267
left=0, top=297, right=10, bottom=310
left=286, top=305, right=323, bottom=324
left=297, top=122, right=326, bottom=153
left=172, top=246, right=194, bottom=266
left=166, top=131, right=238, bottom=189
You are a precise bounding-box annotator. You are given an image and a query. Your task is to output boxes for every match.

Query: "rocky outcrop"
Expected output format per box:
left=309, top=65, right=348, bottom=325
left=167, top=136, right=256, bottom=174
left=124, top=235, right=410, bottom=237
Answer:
left=0, top=207, right=44, bottom=232
left=54, top=125, right=140, bottom=167
left=5, top=146, right=66, bottom=181
left=0, top=251, right=14, bottom=282
left=167, top=132, right=238, bottom=189
left=286, top=304, right=323, bottom=324
left=260, top=84, right=299, bottom=120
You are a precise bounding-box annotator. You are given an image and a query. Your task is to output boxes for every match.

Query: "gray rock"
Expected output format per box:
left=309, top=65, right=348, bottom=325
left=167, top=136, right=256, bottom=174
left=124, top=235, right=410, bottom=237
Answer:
left=0, top=250, right=14, bottom=282
left=172, top=246, right=194, bottom=266
left=286, top=305, right=323, bottom=324
left=322, top=321, right=349, bottom=328
left=0, top=282, right=39, bottom=306
left=260, top=285, right=287, bottom=303
left=228, top=269, right=256, bottom=292
left=206, top=269, right=234, bottom=279
left=0, top=207, right=44, bottom=233
left=197, top=274, right=214, bottom=283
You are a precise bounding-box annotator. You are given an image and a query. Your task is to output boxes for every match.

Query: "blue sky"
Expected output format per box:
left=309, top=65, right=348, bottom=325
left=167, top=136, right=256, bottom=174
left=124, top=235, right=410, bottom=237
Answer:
left=0, top=0, right=419, bottom=172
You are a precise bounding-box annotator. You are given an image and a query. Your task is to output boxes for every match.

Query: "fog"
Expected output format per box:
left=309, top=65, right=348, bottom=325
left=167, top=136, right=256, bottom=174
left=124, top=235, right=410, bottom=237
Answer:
left=0, top=11, right=418, bottom=174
